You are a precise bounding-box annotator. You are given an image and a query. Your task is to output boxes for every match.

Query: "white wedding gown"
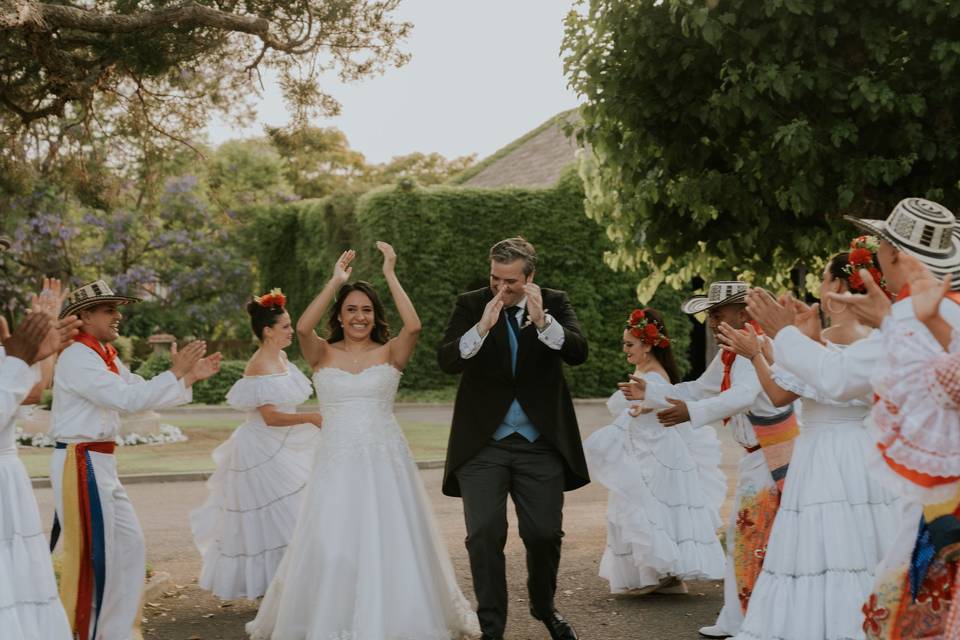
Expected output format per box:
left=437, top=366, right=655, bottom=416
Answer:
left=246, top=363, right=479, bottom=640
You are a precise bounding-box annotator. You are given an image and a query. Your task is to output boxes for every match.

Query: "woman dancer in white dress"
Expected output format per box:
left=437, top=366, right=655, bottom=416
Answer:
left=584, top=308, right=725, bottom=595
left=717, top=245, right=901, bottom=640
left=247, top=243, right=479, bottom=640
left=191, top=289, right=322, bottom=600
left=0, top=279, right=77, bottom=639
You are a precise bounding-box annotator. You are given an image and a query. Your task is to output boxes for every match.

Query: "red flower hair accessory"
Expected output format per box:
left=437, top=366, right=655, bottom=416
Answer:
left=842, top=235, right=891, bottom=298
left=254, top=287, right=286, bottom=309
left=626, top=308, right=670, bottom=348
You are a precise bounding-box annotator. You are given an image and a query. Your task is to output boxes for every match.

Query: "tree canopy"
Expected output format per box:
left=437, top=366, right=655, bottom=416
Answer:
left=563, top=0, right=960, bottom=297
left=0, top=0, right=409, bottom=126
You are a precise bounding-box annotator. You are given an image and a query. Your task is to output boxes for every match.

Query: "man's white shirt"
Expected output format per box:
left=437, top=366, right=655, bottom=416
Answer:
left=50, top=341, right=192, bottom=442
left=644, top=345, right=783, bottom=449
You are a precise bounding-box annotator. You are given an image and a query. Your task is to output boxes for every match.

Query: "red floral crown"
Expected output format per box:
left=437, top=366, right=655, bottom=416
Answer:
left=254, top=287, right=286, bottom=309
left=626, top=309, right=670, bottom=348
left=842, top=236, right=891, bottom=297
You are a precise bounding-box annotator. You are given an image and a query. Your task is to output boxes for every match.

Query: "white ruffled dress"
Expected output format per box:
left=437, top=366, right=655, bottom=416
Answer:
left=871, top=320, right=960, bottom=501
left=0, top=347, right=71, bottom=639
left=733, top=351, right=901, bottom=640
left=190, top=361, right=319, bottom=600
left=583, top=373, right=727, bottom=592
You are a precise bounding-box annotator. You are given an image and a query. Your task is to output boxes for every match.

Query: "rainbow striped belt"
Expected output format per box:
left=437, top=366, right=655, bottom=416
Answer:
left=747, top=407, right=799, bottom=491
left=49, top=441, right=116, bottom=640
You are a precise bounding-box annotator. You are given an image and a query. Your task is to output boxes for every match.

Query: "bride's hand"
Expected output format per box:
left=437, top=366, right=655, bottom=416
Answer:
left=376, top=241, right=397, bottom=275
left=332, top=250, right=355, bottom=285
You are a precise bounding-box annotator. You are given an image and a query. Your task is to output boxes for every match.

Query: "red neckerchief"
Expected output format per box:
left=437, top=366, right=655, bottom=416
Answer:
left=720, top=321, right=763, bottom=424
left=74, top=331, right=119, bottom=375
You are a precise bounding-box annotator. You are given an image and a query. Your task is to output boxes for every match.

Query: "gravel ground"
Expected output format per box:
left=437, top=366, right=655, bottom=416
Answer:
left=33, top=402, right=742, bottom=639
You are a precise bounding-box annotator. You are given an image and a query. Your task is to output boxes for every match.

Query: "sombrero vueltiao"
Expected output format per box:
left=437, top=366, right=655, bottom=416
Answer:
left=681, top=281, right=749, bottom=315
left=845, top=197, right=960, bottom=291
left=59, top=280, right=140, bottom=319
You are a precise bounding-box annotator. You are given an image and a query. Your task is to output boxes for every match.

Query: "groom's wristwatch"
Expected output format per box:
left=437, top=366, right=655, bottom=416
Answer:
left=536, top=314, right=552, bottom=331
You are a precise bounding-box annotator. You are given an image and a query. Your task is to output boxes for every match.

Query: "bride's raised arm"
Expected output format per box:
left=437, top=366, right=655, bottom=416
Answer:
left=377, top=241, right=422, bottom=370
left=297, top=250, right=355, bottom=369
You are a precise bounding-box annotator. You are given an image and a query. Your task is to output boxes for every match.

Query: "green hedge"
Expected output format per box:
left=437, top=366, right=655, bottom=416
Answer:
left=248, top=189, right=381, bottom=328
left=354, top=169, right=691, bottom=396
left=136, top=353, right=247, bottom=405
left=247, top=171, right=692, bottom=397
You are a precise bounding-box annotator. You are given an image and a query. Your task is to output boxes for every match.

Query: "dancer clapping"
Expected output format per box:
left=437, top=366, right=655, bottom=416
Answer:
left=584, top=308, right=725, bottom=595
left=191, top=289, right=322, bottom=600
left=717, top=242, right=900, bottom=640
left=0, top=275, right=81, bottom=640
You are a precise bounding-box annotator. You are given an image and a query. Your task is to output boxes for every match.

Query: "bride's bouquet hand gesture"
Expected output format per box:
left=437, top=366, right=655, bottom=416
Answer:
left=377, top=241, right=397, bottom=275
left=333, top=250, right=356, bottom=285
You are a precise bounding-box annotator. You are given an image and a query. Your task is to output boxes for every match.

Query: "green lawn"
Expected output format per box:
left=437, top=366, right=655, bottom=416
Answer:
left=18, top=417, right=450, bottom=478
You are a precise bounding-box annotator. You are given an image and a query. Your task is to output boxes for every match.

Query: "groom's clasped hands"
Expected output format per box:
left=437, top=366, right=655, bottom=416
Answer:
left=476, top=282, right=548, bottom=338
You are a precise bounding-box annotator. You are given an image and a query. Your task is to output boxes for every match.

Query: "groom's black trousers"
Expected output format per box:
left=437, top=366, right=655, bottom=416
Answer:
left=455, top=433, right=566, bottom=637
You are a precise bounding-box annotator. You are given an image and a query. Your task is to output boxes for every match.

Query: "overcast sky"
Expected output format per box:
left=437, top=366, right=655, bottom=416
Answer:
left=206, top=0, right=582, bottom=164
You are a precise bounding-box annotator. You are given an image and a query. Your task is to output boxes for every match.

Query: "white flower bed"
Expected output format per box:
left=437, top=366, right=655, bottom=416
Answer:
left=16, top=424, right=188, bottom=448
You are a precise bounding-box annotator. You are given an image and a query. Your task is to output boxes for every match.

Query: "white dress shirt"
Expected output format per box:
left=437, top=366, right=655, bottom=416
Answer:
left=50, top=341, right=192, bottom=442
left=773, top=296, right=960, bottom=402
left=458, top=296, right=565, bottom=359
left=644, top=348, right=783, bottom=449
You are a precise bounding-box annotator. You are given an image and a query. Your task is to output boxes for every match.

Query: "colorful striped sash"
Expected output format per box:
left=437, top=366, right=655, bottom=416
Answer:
left=50, top=441, right=115, bottom=640
left=747, top=407, right=798, bottom=492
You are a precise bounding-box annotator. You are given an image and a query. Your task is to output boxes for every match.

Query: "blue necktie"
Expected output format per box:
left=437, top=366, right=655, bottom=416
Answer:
left=504, top=306, right=521, bottom=374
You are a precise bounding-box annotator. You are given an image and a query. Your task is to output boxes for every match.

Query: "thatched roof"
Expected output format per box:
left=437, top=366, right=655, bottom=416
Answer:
left=451, top=110, right=582, bottom=189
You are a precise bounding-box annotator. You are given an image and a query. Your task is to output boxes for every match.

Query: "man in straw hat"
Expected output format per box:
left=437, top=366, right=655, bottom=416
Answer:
left=620, top=281, right=797, bottom=638
left=748, top=197, right=960, bottom=639
left=49, top=280, right=221, bottom=640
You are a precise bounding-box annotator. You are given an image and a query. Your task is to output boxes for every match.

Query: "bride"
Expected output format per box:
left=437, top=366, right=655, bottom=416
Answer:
left=247, top=242, right=479, bottom=640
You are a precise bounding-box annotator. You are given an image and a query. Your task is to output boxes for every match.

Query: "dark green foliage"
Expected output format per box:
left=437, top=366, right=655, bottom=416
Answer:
left=134, top=352, right=172, bottom=382
left=191, top=361, right=248, bottom=405
left=563, top=0, right=960, bottom=291
left=247, top=190, right=375, bottom=330
left=137, top=353, right=244, bottom=405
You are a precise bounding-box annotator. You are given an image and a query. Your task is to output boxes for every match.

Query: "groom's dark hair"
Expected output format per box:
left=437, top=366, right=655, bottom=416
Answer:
left=489, top=237, right=537, bottom=276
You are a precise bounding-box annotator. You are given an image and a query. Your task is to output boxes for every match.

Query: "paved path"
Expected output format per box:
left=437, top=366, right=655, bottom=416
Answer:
left=34, top=403, right=744, bottom=639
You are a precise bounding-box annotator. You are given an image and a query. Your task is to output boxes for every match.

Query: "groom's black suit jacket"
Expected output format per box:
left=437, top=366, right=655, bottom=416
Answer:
left=437, top=286, right=590, bottom=497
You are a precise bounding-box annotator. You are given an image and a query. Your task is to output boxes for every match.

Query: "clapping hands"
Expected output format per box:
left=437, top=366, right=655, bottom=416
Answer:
left=376, top=241, right=397, bottom=275
left=332, top=250, right=356, bottom=285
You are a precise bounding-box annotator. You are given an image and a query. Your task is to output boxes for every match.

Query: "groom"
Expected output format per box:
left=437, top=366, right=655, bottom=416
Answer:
left=438, top=237, right=589, bottom=640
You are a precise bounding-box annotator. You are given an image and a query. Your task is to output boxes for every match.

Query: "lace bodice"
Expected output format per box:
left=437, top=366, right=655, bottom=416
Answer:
left=311, top=364, right=408, bottom=457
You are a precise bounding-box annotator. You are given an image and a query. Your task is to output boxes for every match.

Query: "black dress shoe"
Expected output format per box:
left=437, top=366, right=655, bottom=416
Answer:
left=537, top=610, right=578, bottom=640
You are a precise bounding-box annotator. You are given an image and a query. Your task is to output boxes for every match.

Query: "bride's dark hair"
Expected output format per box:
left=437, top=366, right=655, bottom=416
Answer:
left=326, top=281, right=391, bottom=345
